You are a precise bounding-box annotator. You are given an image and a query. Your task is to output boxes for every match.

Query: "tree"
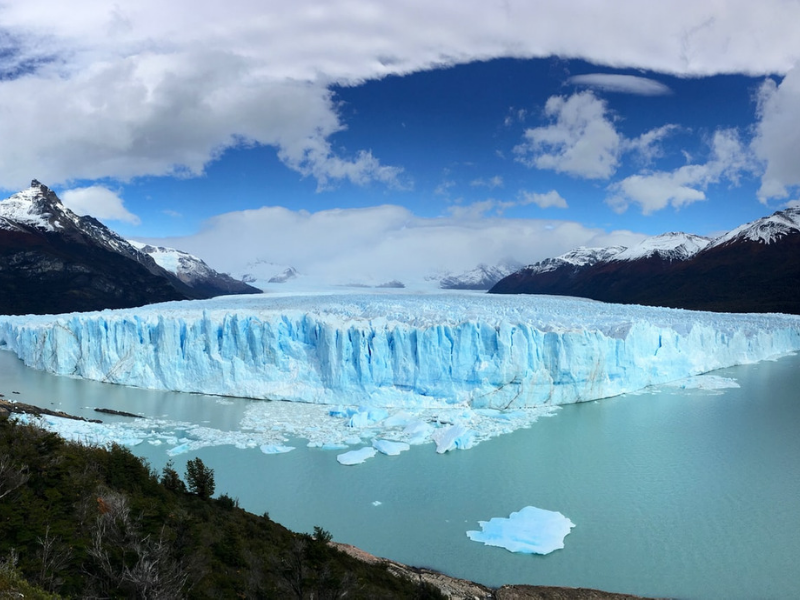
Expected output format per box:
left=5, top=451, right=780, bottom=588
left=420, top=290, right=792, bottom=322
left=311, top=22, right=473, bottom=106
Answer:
left=160, top=460, right=186, bottom=493
left=185, top=458, right=215, bottom=500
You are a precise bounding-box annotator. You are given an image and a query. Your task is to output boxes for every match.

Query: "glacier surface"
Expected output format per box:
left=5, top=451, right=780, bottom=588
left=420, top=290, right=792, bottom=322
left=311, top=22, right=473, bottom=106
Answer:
left=1, top=292, right=799, bottom=412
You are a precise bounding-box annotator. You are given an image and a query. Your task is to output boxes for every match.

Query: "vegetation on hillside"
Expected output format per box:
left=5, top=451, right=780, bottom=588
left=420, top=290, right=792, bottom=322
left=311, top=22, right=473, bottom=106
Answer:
left=0, top=416, right=443, bottom=599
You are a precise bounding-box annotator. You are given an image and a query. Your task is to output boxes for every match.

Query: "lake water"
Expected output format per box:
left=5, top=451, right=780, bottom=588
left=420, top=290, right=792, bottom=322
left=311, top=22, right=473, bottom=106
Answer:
left=2, top=349, right=799, bottom=599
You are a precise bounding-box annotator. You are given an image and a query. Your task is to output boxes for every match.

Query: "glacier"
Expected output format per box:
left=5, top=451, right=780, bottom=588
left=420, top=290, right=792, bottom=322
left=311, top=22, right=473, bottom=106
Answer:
left=1, top=292, right=799, bottom=413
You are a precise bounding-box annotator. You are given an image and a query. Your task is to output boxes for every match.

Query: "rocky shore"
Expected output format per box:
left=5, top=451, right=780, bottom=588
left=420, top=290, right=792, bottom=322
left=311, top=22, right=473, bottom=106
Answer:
left=333, top=542, right=659, bottom=600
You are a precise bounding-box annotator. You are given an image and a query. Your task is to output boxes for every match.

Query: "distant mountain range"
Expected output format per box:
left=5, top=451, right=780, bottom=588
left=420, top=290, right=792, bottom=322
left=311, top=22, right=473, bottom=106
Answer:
left=128, top=241, right=259, bottom=298
left=437, top=260, right=523, bottom=290
left=491, top=207, right=800, bottom=314
left=0, top=180, right=259, bottom=315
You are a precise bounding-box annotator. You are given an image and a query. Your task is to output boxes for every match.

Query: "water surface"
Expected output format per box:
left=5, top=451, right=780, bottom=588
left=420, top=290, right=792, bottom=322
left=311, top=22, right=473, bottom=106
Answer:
left=2, top=351, right=799, bottom=599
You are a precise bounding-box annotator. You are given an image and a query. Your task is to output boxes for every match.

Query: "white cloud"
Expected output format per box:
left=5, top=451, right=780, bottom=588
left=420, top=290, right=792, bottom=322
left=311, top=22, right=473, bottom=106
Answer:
left=752, top=71, right=800, bottom=203
left=568, top=74, right=672, bottom=95
left=60, top=185, right=141, bottom=224
left=470, top=176, right=504, bottom=189
left=514, top=91, right=622, bottom=179
left=624, top=124, right=680, bottom=163
left=608, top=129, right=753, bottom=214
left=1, top=1, right=799, bottom=190
left=149, top=204, right=645, bottom=284
left=519, top=190, right=568, bottom=209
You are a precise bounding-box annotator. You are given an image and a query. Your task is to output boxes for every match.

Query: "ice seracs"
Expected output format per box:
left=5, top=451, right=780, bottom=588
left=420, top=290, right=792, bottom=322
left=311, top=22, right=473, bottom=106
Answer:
left=1, top=293, right=799, bottom=413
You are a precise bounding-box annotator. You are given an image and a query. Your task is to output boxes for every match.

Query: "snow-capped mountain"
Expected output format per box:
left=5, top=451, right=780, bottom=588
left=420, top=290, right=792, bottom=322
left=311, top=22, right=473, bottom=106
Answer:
left=611, top=233, right=710, bottom=262
left=267, top=267, right=299, bottom=284
left=521, top=246, right=626, bottom=276
left=0, top=180, right=253, bottom=315
left=129, top=241, right=261, bottom=297
left=438, top=260, right=523, bottom=290
left=707, top=206, right=800, bottom=248
left=491, top=207, right=800, bottom=314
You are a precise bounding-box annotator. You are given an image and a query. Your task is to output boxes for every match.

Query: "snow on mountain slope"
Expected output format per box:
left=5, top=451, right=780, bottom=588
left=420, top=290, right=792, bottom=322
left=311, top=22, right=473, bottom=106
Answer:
left=0, top=185, right=64, bottom=231
left=521, top=246, right=626, bottom=275
left=439, top=261, right=522, bottom=290
left=1, top=293, right=798, bottom=412
left=130, top=241, right=262, bottom=296
left=708, top=207, right=800, bottom=248
left=1, top=181, right=156, bottom=264
left=612, top=232, right=711, bottom=262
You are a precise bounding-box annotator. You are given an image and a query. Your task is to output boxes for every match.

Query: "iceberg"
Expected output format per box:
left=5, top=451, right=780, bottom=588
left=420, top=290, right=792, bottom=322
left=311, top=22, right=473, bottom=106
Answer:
left=1, top=293, right=799, bottom=414
left=431, top=425, right=475, bottom=453
left=337, top=447, right=377, bottom=465
left=467, top=506, right=575, bottom=555
left=372, top=439, right=410, bottom=455
left=260, top=444, right=295, bottom=454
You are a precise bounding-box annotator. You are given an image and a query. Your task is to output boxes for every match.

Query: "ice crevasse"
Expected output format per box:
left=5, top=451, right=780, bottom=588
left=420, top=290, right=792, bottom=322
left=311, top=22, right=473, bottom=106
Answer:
left=0, top=293, right=799, bottom=410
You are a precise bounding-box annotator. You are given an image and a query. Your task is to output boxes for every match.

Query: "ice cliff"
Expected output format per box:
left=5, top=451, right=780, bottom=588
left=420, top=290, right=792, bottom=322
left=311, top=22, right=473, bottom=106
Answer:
left=1, top=293, right=799, bottom=410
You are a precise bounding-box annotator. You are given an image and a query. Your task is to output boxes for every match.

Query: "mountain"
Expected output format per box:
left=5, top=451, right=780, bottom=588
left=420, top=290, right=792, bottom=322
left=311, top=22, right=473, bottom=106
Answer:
left=129, top=241, right=261, bottom=297
left=490, top=210, right=800, bottom=314
left=0, top=180, right=250, bottom=316
left=438, top=260, right=523, bottom=290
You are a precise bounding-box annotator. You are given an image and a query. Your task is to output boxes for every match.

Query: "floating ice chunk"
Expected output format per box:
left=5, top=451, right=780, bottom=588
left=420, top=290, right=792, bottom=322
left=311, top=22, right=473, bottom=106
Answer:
left=432, top=425, right=474, bottom=453
left=402, top=420, right=435, bottom=444
left=260, top=444, right=295, bottom=454
left=337, top=447, right=377, bottom=465
left=372, top=439, right=410, bottom=456
left=372, top=501, right=382, bottom=506
left=467, top=506, right=575, bottom=555
left=348, top=407, right=389, bottom=428
left=168, top=443, right=191, bottom=456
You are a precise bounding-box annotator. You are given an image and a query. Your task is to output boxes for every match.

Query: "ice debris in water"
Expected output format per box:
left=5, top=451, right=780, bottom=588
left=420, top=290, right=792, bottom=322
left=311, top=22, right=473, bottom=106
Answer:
left=467, top=506, right=575, bottom=555
left=260, top=444, right=295, bottom=454
left=337, top=447, right=377, bottom=465
left=665, top=375, right=740, bottom=391
left=372, top=439, right=410, bottom=455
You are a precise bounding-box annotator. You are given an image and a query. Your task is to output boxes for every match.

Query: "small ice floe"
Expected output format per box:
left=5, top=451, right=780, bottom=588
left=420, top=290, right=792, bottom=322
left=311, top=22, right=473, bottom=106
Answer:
left=348, top=407, right=389, bottom=428
left=259, top=444, right=295, bottom=454
left=432, top=425, right=474, bottom=453
left=336, top=447, right=377, bottom=465
left=372, top=439, right=410, bottom=456
left=467, top=506, right=575, bottom=555
left=372, top=500, right=382, bottom=506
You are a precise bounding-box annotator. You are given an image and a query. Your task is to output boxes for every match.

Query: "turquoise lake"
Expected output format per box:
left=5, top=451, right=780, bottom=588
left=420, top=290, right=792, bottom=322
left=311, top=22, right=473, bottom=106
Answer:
left=2, top=349, right=799, bottom=599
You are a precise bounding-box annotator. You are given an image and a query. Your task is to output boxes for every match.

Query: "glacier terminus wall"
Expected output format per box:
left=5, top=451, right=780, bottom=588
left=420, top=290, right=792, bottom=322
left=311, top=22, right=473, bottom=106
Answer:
left=1, top=293, right=799, bottom=410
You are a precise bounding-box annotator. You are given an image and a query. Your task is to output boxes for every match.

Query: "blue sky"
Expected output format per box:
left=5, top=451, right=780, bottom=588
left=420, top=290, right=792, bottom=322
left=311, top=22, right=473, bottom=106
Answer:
left=1, top=1, right=800, bottom=284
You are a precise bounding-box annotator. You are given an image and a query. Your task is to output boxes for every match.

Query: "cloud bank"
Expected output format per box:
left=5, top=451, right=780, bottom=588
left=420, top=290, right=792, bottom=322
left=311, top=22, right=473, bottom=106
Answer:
left=1, top=0, right=800, bottom=192
left=150, top=204, right=645, bottom=285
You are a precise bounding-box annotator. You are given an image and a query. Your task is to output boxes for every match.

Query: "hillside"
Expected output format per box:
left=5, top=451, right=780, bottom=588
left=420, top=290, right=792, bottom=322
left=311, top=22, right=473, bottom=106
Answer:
left=490, top=208, right=800, bottom=314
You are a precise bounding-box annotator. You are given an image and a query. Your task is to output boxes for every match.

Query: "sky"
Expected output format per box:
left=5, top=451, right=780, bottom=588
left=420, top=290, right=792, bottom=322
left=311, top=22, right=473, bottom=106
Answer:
left=2, top=1, right=800, bottom=285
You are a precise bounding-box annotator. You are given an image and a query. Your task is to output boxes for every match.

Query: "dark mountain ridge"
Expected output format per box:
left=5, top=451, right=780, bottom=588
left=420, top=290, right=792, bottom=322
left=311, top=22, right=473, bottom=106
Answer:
left=490, top=208, right=800, bottom=314
left=0, top=181, right=258, bottom=315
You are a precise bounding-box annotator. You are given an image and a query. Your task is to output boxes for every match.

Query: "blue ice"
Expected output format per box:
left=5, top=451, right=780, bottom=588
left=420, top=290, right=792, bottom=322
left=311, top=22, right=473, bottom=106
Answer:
left=467, top=506, right=575, bottom=554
